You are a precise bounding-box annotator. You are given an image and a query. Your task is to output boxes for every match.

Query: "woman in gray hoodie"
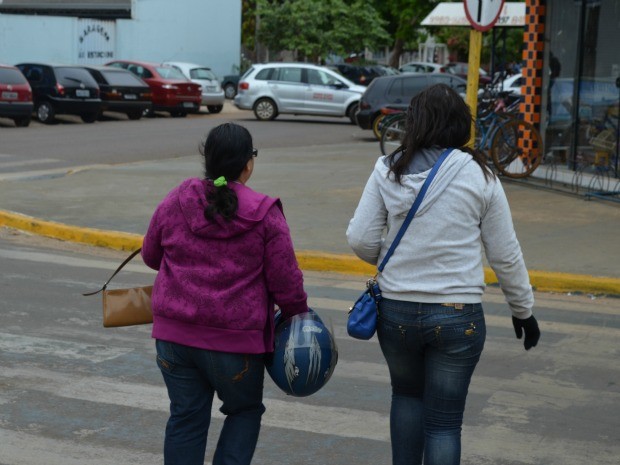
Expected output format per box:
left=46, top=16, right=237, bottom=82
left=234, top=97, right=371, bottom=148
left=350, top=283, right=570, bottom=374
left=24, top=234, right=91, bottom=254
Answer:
left=346, top=84, right=540, bottom=465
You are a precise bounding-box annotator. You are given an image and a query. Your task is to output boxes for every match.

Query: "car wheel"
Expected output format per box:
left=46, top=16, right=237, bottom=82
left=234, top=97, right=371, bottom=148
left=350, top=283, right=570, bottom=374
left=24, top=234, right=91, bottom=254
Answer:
left=36, top=101, right=55, bottom=124
left=253, top=98, right=278, bottom=121
left=347, top=102, right=359, bottom=125
left=127, top=111, right=142, bottom=120
left=81, top=113, right=98, bottom=123
left=224, top=83, right=236, bottom=99
left=207, top=105, right=223, bottom=114
left=13, top=117, right=31, bottom=128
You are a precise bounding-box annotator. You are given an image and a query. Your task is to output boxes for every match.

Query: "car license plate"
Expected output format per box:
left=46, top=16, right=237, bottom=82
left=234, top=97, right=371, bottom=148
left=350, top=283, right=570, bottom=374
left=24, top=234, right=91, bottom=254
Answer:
left=124, top=94, right=137, bottom=100
left=76, top=89, right=90, bottom=97
left=1, top=91, right=18, bottom=100
left=183, top=102, right=195, bottom=108
left=206, top=86, right=217, bottom=92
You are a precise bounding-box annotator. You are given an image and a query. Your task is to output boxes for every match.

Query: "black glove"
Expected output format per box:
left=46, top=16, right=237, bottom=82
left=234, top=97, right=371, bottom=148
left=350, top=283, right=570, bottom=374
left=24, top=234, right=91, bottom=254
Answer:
left=512, top=315, right=540, bottom=350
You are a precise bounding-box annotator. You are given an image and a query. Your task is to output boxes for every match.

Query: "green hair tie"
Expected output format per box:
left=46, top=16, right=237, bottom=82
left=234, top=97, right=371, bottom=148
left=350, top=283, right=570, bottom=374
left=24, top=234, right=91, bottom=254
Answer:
left=213, top=176, right=227, bottom=187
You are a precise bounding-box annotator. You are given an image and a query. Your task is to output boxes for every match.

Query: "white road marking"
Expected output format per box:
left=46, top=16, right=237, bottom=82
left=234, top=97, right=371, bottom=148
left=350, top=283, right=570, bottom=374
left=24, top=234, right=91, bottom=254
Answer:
left=0, top=333, right=132, bottom=363
left=0, top=158, right=60, bottom=169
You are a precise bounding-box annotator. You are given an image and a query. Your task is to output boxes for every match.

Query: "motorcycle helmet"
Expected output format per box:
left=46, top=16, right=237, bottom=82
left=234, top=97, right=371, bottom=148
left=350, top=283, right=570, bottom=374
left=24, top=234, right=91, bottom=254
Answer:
left=267, top=309, right=338, bottom=397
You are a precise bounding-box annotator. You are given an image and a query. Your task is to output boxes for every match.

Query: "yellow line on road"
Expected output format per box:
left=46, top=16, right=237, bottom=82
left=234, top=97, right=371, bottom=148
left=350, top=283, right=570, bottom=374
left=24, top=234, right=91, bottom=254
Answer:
left=2, top=208, right=619, bottom=295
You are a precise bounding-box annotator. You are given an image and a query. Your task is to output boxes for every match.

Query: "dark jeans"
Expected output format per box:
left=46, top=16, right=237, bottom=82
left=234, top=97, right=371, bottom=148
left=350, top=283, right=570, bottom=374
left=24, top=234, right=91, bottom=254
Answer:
left=156, top=339, right=266, bottom=465
left=377, top=299, right=486, bottom=465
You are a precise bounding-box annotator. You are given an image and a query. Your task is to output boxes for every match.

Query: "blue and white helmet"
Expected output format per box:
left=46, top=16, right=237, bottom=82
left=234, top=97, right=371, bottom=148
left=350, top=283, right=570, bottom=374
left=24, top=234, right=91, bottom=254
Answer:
left=267, top=309, right=338, bottom=397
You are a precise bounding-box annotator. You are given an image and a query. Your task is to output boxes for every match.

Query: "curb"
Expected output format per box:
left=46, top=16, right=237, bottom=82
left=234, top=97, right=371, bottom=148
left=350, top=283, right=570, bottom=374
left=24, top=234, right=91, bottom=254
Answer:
left=2, top=208, right=620, bottom=296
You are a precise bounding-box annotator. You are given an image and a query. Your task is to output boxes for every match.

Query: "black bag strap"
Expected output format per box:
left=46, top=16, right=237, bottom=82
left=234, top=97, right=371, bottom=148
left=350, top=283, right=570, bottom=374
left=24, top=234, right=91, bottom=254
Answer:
left=378, top=148, right=453, bottom=273
left=82, top=248, right=142, bottom=296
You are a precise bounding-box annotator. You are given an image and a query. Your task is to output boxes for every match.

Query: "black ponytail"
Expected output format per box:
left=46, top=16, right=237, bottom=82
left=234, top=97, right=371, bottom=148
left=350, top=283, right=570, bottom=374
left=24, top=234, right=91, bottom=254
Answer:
left=200, top=123, right=254, bottom=221
left=204, top=183, right=238, bottom=221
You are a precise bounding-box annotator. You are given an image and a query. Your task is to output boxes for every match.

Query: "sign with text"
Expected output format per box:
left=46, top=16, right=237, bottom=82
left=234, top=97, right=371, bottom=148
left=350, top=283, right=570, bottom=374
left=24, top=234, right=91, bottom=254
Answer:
left=77, top=19, right=116, bottom=64
left=464, top=0, right=505, bottom=32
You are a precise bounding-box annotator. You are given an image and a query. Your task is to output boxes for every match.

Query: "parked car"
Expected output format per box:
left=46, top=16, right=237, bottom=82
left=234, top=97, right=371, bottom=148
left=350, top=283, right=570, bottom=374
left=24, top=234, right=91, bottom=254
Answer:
left=163, top=61, right=225, bottom=113
left=494, top=72, right=523, bottom=97
left=15, top=63, right=101, bottom=124
left=80, top=65, right=152, bottom=120
left=329, top=64, right=400, bottom=86
left=399, top=61, right=447, bottom=74
left=0, top=64, right=33, bottom=127
left=234, top=63, right=366, bottom=123
left=445, top=62, right=492, bottom=86
left=221, top=74, right=240, bottom=99
left=356, top=73, right=467, bottom=132
left=106, top=60, right=201, bottom=117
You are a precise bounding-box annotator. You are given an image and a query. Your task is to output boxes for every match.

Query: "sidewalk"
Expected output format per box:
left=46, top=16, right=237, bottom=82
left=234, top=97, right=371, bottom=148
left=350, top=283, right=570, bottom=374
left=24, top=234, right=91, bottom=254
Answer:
left=1, top=128, right=620, bottom=294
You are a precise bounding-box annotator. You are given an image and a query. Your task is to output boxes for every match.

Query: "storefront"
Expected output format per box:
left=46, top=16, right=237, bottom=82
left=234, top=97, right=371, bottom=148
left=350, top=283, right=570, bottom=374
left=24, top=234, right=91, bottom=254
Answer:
left=539, top=0, right=620, bottom=181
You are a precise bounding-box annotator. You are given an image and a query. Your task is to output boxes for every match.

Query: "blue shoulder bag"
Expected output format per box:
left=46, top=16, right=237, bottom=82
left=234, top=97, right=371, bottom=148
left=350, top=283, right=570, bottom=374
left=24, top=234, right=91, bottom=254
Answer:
left=347, top=148, right=453, bottom=340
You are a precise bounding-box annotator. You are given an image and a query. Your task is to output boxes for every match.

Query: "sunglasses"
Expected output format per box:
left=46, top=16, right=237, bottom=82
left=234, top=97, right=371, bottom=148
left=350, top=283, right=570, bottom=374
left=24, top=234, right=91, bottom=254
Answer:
left=251, top=148, right=258, bottom=158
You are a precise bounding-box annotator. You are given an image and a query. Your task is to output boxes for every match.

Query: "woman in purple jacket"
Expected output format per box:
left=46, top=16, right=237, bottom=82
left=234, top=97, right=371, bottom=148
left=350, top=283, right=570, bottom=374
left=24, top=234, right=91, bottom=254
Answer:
left=142, top=122, right=308, bottom=465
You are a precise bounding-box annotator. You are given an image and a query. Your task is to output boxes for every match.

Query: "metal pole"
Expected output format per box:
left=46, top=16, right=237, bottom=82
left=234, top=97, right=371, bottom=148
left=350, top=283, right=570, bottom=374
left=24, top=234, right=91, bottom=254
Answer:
left=466, top=28, right=483, bottom=148
left=614, top=77, right=620, bottom=177
left=569, top=0, right=587, bottom=170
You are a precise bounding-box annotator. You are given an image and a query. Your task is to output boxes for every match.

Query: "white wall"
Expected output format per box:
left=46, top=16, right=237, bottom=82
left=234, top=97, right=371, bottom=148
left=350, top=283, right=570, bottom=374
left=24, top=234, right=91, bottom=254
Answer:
left=0, top=15, right=77, bottom=65
left=0, top=0, right=241, bottom=78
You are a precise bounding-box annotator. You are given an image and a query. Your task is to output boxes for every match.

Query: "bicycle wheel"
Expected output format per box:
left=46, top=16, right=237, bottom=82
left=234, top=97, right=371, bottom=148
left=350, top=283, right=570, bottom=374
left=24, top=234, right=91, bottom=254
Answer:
left=491, top=119, right=543, bottom=178
left=380, top=115, right=406, bottom=155
left=372, top=114, right=385, bottom=140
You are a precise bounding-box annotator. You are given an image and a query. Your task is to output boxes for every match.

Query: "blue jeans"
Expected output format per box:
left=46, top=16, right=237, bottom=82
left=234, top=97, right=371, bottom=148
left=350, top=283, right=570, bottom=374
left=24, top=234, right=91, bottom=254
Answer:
left=155, top=339, right=266, bottom=465
left=376, top=299, right=486, bottom=465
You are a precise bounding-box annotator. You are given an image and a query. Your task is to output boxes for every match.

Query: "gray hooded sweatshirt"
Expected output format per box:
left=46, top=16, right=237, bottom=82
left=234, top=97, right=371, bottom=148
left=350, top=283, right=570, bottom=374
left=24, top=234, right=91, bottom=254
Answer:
left=346, top=148, right=534, bottom=319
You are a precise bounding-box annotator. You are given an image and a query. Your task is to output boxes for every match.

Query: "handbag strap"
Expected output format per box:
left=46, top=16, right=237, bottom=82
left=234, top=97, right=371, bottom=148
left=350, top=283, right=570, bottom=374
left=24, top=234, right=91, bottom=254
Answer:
left=378, top=148, right=453, bottom=273
left=82, top=248, right=142, bottom=296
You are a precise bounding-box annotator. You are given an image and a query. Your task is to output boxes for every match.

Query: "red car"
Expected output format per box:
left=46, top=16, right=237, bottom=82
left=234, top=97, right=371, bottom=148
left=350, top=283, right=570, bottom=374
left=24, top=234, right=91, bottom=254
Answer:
left=0, top=64, right=33, bottom=127
left=106, top=60, right=201, bottom=117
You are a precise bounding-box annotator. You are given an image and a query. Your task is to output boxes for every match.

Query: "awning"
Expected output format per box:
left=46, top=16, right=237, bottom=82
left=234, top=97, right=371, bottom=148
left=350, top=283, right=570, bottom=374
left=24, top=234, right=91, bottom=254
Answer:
left=421, top=2, right=526, bottom=27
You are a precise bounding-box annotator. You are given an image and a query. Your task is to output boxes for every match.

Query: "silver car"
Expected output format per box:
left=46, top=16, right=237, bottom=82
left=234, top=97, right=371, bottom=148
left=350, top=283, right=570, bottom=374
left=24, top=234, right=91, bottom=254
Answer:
left=233, top=63, right=366, bottom=123
left=163, top=61, right=225, bottom=113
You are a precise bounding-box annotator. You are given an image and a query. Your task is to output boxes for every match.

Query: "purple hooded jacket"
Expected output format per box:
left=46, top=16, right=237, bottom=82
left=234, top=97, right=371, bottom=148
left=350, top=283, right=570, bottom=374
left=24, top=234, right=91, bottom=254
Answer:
left=141, top=178, right=308, bottom=354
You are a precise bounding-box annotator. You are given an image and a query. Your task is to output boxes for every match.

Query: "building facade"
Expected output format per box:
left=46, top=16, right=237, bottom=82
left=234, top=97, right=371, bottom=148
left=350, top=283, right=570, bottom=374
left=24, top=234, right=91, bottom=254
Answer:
left=0, top=0, right=242, bottom=79
left=524, top=0, right=619, bottom=182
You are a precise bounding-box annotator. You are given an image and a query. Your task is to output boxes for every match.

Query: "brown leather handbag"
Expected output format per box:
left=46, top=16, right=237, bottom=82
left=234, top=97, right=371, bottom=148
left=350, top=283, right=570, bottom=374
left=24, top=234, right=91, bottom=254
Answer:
left=83, top=249, right=153, bottom=327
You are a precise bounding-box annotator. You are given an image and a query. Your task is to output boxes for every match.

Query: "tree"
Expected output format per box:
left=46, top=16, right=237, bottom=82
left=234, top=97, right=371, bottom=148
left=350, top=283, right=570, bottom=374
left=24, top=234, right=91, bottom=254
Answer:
left=255, top=0, right=390, bottom=63
left=369, top=0, right=440, bottom=67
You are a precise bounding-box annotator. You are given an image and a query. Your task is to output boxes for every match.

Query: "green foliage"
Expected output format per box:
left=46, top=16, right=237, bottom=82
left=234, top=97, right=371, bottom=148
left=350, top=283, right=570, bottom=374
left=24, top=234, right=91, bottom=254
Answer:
left=368, top=0, right=439, bottom=50
left=255, top=0, right=390, bottom=62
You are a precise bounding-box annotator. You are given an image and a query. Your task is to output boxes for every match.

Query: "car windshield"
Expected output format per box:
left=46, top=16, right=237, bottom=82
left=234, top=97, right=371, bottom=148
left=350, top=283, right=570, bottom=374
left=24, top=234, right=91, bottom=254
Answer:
left=101, top=70, right=146, bottom=87
left=189, top=68, right=217, bottom=80
left=0, top=68, right=27, bottom=84
left=56, top=67, right=98, bottom=87
left=156, top=66, right=188, bottom=80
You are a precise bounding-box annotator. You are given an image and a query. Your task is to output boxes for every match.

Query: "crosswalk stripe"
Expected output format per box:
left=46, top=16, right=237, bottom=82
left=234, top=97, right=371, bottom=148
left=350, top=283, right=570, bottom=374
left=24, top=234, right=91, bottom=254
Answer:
left=1, top=365, right=391, bottom=442
left=0, top=333, right=132, bottom=363
left=0, top=158, right=60, bottom=169
left=0, top=428, right=166, bottom=465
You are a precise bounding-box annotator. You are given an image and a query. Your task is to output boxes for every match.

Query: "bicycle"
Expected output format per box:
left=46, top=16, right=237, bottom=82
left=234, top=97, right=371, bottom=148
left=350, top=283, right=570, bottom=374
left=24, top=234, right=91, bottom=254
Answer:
left=379, top=110, right=406, bottom=155
left=476, top=92, right=543, bottom=178
left=379, top=90, right=543, bottom=179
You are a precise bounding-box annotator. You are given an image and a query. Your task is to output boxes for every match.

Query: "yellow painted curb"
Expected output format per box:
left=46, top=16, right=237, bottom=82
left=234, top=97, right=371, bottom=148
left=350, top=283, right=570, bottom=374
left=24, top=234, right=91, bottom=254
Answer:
left=0, top=210, right=142, bottom=251
left=2, top=208, right=620, bottom=296
left=296, top=250, right=620, bottom=296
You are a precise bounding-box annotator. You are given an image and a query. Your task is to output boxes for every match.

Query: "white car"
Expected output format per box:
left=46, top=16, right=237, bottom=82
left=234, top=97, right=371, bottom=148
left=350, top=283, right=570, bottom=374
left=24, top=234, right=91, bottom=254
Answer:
left=163, top=61, right=225, bottom=113
left=233, top=62, right=366, bottom=123
left=496, top=72, right=523, bottom=97
left=399, top=61, right=446, bottom=74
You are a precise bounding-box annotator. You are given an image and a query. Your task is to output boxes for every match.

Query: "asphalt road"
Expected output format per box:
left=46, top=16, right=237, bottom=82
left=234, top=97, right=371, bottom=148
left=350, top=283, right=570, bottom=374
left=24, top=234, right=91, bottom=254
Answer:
left=0, top=103, right=373, bottom=175
left=0, top=231, right=619, bottom=465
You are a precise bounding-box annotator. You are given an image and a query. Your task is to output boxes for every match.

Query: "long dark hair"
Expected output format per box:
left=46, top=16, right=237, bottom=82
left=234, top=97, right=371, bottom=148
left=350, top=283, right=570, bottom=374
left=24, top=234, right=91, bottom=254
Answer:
left=387, top=83, right=493, bottom=184
left=200, top=122, right=254, bottom=220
